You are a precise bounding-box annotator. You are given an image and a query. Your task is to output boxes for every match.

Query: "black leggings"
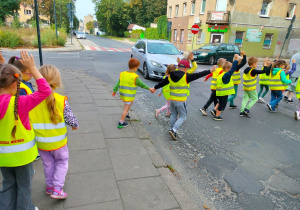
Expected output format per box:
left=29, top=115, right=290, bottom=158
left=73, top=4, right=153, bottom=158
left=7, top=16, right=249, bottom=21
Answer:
left=203, top=90, right=218, bottom=109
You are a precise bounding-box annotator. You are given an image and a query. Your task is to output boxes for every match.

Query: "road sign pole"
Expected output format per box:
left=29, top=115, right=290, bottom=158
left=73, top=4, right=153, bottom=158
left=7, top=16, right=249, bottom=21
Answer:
left=54, top=0, right=58, bottom=39
left=34, top=0, right=43, bottom=66
left=191, top=24, right=199, bottom=51
left=279, top=15, right=296, bottom=58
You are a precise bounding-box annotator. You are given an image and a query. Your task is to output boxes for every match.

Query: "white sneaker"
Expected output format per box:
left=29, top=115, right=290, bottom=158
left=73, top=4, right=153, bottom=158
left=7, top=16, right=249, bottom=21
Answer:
left=294, top=111, right=300, bottom=121
left=155, top=109, right=160, bottom=119
left=35, top=207, right=39, bottom=210
left=258, top=97, right=265, bottom=103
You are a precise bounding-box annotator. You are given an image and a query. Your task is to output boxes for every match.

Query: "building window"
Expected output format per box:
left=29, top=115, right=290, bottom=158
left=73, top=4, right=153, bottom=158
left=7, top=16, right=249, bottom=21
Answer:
left=216, top=0, right=227, bottom=11
left=286, top=3, right=296, bottom=19
left=183, top=3, right=187, bottom=15
left=24, top=10, right=32, bottom=15
left=174, top=29, right=177, bottom=42
left=263, top=33, right=273, bottom=49
left=188, top=30, right=192, bottom=43
left=175, top=5, right=179, bottom=17
left=200, top=0, right=206, bottom=14
left=180, top=29, right=184, bottom=43
left=235, top=31, right=245, bottom=47
left=191, top=1, right=195, bottom=15
left=169, top=6, right=172, bottom=18
left=196, top=29, right=203, bottom=44
left=260, top=0, right=271, bottom=17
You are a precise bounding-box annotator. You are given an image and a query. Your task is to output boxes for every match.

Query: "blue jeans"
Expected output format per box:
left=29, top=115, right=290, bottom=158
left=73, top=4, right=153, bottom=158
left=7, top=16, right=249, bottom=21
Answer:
left=0, top=163, right=35, bottom=210
left=269, top=90, right=283, bottom=110
left=170, top=100, right=187, bottom=132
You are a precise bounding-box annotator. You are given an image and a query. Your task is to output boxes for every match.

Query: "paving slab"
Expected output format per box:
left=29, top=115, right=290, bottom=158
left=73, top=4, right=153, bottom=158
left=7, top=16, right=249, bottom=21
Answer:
left=107, top=138, right=147, bottom=157
left=88, top=89, right=111, bottom=94
left=66, top=92, right=92, bottom=98
left=63, top=170, right=120, bottom=209
left=101, top=124, right=138, bottom=139
left=142, top=140, right=167, bottom=168
left=67, top=133, right=106, bottom=151
left=63, top=82, right=86, bottom=88
left=110, top=152, right=159, bottom=181
left=97, top=106, right=123, bottom=115
left=95, top=99, right=120, bottom=107
left=68, top=103, right=97, bottom=112
left=99, top=114, right=123, bottom=125
left=118, top=177, right=179, bottom=210
left=32, top=191, right=64, bottom=210
left=66, top=86, right=90, bottom=92
left=68, top=96, right=94, bottom=104
left=67, top=120, right=102, bottom=134
left=74, top=111, right=99, bottom=122
left=92, top=93, right=116, bottom=100
left=68, top=149, right=112, bottom=174
left=66, top=200, right=124, bottom=210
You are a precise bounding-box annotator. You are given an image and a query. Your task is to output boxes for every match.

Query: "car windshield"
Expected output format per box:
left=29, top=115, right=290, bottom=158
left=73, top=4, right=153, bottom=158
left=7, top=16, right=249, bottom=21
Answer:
left=147, top=43, right=180, bottom=55
left=199, top=44, right=218, bottom=50
left=77, top=32, right=84, bottom=34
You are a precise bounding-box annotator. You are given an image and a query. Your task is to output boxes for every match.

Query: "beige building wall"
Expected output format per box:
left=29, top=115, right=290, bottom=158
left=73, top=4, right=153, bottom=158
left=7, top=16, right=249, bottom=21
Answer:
left=83, top=14, right=94, bottom=32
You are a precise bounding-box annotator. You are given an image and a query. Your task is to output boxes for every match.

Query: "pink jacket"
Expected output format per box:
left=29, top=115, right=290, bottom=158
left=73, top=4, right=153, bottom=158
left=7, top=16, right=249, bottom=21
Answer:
left=0, top=78, right=51, bottom=130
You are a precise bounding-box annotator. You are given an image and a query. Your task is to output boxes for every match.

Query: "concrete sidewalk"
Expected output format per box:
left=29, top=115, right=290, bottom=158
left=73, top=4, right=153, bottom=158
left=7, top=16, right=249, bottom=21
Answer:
left=28, top=70, right=198, bottom=209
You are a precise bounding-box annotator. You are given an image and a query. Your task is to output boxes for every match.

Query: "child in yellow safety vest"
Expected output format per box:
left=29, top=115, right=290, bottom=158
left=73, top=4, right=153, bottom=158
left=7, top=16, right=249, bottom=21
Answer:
left=112, top=58, right=156, bottom=128
left=283, top=58, right=297, bottom=104
left=267, top=60, right=291, bottom=112
left=0, top=51, right=51, bottom=210
left=294, top=76, right=300, bottom=120
left=30, top=65, right=79, bottom=199
left=257, top=60, right=272, bottom=103
left=240, top=57, right=269, bottom=117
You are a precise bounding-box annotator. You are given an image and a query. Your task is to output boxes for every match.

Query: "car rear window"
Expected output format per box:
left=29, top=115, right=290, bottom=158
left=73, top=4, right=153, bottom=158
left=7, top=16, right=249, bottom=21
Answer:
left=199, top=44, right=217, bottom=50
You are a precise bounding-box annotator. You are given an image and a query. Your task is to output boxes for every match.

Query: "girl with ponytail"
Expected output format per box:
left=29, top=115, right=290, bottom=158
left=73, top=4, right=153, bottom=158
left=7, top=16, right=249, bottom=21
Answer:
left=30, top=65, right=79, bottom=200
left=0, top=51, right=51, bottom=210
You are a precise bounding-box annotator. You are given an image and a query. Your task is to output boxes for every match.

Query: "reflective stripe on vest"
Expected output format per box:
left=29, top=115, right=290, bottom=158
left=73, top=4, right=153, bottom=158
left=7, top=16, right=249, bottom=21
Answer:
left=232, top=70, right=241, bottom=85
left=269, top=70, right=285, bottom=90
left=162, top=76, right=170, bottom=100
left=20, top=82, right=33, bottom=95
left=284, top=74, right=289, bottom=89
left=169, top=74, right=188, bottom=101
left=296, top=78, right=300, bottom=99
left=243, top=69, right=257, bottom=90
left=30, top=93, right=67, bottom=151
left=0, top=96, right=37, bottom=167
left=210, top=67, right=223, bottom=90
left=216, top=72, right=235, bottom=96
left=119, top=71, right=138, bottom=102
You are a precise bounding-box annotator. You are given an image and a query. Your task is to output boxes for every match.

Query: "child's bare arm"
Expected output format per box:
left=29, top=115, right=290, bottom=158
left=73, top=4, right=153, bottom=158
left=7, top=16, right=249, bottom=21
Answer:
left=0, top=52, right=5, bottom=64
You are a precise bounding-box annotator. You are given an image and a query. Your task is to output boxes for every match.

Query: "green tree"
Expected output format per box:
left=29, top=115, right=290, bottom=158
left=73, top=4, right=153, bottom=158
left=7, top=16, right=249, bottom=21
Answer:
left=86, top=21, right=94, bottom=33
left=157, top=15, right=167, bottom=39
left=0, top=0, right=21, bottom=23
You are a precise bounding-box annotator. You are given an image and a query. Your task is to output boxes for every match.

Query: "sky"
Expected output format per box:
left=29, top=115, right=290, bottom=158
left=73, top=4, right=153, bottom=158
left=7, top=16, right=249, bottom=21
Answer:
left=75, top=0, right=95, bottom=21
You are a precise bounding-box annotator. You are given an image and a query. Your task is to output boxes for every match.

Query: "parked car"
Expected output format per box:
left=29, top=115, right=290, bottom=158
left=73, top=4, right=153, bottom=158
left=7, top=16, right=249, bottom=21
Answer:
left=192, top=43, right=240, bottom=65
left=73, top=30, right=78, bottom=35
left=76, top=31, right=86, bottom=39
left=131, top=39, right=184, bottom=79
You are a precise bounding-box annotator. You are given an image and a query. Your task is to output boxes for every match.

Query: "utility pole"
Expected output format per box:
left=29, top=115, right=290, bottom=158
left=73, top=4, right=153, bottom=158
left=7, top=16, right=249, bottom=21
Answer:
left=280, top=15, right=296, bottom=58
left=54, top=0, right=58, bottom=39
left=67, top=2, right=74, bottom=44
left=60, top=0, right=62, bottom=27
left=34, top=0, right=43, bottom=66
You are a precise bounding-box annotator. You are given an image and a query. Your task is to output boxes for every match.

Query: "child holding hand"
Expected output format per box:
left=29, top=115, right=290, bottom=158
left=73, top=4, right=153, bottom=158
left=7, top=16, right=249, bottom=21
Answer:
left=0, top=51, right=51, bottom=210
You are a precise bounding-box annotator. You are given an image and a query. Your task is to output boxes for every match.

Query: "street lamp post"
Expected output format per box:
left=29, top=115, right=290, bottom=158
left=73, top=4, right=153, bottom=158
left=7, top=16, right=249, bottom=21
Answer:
left=34, top=0, right=43, bottom=66
left=54, top=0, right=58, bottom=39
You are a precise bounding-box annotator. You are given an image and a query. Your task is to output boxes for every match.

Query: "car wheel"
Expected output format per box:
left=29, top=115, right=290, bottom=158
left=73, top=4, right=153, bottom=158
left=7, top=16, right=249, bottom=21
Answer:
left=143, top=63, right=150, bottom=79
left=209, top=56, right=215, bottom=65
left=131, top=54, right=133, bottom=58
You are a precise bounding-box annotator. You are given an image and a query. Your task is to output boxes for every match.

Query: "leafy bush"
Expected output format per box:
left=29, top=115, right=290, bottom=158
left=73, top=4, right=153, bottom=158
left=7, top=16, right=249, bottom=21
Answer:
left=12, top=15, right=21, bottom=29
left=124, top=31, right=130, bottom=38
left=131, top=29, right=144, bottom=39
left=144, top=28, right=158, bottom=39
left=0, top=28, right=24, bottom=48
left=157, top=15, right=168, bottom=39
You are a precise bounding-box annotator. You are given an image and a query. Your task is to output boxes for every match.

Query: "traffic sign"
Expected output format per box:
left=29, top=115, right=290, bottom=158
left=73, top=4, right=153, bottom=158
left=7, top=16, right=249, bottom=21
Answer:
left=191, top=24, right=199, bottom=34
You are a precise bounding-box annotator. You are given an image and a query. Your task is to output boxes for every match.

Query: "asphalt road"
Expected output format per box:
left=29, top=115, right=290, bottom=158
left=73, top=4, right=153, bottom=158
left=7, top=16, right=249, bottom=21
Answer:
left=2, top=35, right=299, bottom=209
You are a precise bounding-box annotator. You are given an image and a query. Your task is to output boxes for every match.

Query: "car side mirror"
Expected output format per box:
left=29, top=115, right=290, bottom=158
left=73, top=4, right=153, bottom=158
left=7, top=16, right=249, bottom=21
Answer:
left=180, top=51, right=184, bottom=55
left=138, top=48, right=145, bottom=53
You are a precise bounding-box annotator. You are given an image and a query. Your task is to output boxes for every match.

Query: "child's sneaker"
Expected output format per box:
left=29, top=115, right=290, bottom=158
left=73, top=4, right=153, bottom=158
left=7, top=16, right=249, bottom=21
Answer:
left=155, top=109, right=160, bottom=119
left=240, top=112, right=246, bottom=117
left=46, top=186, right=54, bottom=195
left=229, top=105, right=237, bottom=109
left=284, top=96, right=288, bottom=100
left=210, top=109, right=216, bottom=117
left=257, top=97, right=265, bottom=103
left=294, top=111, right=300, bottom=120
left=126, top=113, right=131, bottom=119
left=267, top=104, right=272, bottom=112
left=213, top=116, right=223, bottom=121
left=243, top=108, right=251, bottom=117
left=118, top=122, right=128, bottom=129
left=286, top=99, right=294, bottom=104
left=169, top=129, right=177, bottom=140
left=199, top=108, right=207, bottom=116
left=35, top=155, right=41, bottom=161
left=50, top=188, right=67, bottom=199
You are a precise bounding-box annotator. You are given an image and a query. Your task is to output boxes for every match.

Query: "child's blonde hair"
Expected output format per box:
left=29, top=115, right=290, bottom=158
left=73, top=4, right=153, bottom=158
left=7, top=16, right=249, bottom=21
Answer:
left=248, top=57, right=258, bottom=66
left=217, top=58, right=226, bottom=67
left=39, top=65, right=62, bottom=124
left=166, top=64, right=175, bottom=76
left=0, top=64, right=22, bottom=138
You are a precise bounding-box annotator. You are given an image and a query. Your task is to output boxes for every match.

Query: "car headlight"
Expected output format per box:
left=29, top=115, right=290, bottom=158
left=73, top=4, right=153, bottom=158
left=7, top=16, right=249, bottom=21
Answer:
left=200, top=53, right=208, bottom=56
left=150, top=60, right=163, bottom=68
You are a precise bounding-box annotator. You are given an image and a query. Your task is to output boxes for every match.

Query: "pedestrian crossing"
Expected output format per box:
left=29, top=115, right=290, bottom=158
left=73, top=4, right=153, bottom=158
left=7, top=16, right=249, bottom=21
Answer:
left=83, top=45, right=131, bottom=52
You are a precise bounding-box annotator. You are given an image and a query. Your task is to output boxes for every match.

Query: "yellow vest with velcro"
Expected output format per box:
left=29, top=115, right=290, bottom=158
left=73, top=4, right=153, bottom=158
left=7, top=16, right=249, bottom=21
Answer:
left=119, top=71, right=138, bottom=102
left=30, top=93, right=67, bottom=151
left=259, top=69, right=269, bottom=85
left=0, top=96, right=37, bottom=167
left=162, top=76, right=170, bottom=100
left=216, top=72, right=235, bottom=96
left=232, top=70, right=241, bottom=85
left=269, top=70, right=285, bottom=90
left=296, top=77, right=300, bottom=99
left=243, top=69, right=257, bottom=91
left=210, top=67, right=223, bottom=90
left=284, top=74, right=289, bottom=90
left=20, top=81, right=33, bottom=95
left=169, top=73, right=188, bottom=101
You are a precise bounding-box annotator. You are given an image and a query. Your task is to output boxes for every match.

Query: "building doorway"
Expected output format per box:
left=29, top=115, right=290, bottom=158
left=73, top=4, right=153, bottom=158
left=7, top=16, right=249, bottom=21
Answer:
left=210, top=33, right=223, bottom=43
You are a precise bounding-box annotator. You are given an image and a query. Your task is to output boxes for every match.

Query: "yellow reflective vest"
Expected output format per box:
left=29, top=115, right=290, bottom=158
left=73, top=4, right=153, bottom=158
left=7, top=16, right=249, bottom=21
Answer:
left=284, top=74, right=290, bottom=90
left=30, top=93, right=67, bottom=151
left=269, top=70, right=285, bottom=90
left=210, top=67, right=223, bottom=90
left=162, top=76, right=170, bottom=100
left=216, top=72, right=235, bottom=96
left=0, top=96, right=37, bottom=167
left=296, top=77, right=300, bottom=99
left=119, top=71, right=138, bottom=102
left=20, top=81, right=33, bottom=95
left=232, top=70, right=241, bottom=85
left=243, top=69, right=257, bottom=91
left=259, top=67, right=269, bottom=85
left=169, top=74, right=188, bottom=101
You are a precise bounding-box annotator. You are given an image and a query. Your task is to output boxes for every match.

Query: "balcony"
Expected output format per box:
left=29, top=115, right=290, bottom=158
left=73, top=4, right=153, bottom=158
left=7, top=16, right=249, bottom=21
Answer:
left=206, top=11, right=230, bottom=25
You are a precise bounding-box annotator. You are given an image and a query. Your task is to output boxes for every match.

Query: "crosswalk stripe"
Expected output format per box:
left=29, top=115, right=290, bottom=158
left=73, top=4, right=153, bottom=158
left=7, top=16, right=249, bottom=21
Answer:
left=89, top=46, right=97, bottom=51
left=83, top=45, right=131, bottom=52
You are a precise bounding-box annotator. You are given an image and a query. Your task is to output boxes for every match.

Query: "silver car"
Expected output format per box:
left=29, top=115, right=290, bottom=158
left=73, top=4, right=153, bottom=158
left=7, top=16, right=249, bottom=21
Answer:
left=76, top=31, right=86, bottom=39
left=131, top=39, right=184, bottom=79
